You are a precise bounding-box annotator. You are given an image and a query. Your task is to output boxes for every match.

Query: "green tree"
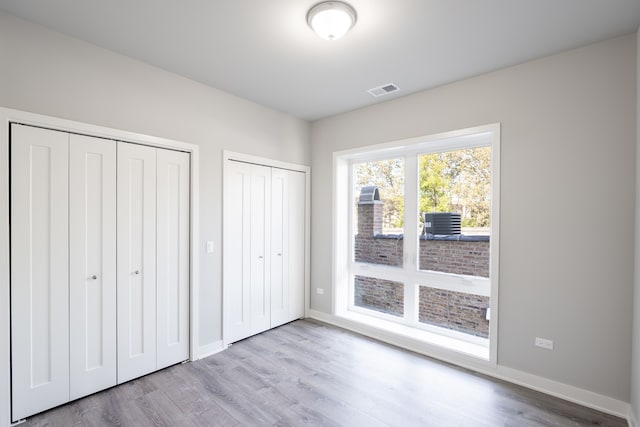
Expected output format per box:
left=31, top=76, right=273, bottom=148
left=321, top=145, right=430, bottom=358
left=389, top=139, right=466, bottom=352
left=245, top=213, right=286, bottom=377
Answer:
left=355, top=146, right=491, bottom=233
left=419, top=153, right=452, bottom=214
left=354, top=159, right=404, bottom=229
left=419, top=146, right=491, bottom=229
left=446, top=147, right=491, bottom=228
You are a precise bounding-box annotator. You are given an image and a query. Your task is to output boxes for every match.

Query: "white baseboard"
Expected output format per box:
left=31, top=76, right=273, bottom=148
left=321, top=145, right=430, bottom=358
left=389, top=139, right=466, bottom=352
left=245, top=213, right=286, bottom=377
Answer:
left=196, top=340, right=226, bottom=359
left=629, top=408, right=637, bottom=427
left=491, top=366, right=629, bottom=419
left=307, top=309, right=630, bottom=420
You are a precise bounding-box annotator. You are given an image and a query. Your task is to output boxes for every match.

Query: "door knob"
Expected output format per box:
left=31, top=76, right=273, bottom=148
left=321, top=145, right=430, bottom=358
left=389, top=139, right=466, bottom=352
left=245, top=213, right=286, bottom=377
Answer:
left=277, top=253, right=282, bottom=256
left=134, top=270, right=140, bottom=275
left=258, top=256, right=263, bottom=259
left=91, top=275, right=98, bottom=280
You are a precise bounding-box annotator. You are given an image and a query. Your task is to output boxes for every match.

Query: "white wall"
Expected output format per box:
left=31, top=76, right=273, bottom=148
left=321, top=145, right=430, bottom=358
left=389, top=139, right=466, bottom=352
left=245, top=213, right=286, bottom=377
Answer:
left=0, top=12, right=310, bottom=349
left=311, top=34, right=636, bottom=402
left=631, top=27, right=640, bottom=427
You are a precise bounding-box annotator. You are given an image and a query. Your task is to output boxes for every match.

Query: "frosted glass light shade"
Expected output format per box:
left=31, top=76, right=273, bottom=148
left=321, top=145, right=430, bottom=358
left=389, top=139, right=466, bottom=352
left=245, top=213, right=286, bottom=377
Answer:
left=307, top=2, right=357, bottom=41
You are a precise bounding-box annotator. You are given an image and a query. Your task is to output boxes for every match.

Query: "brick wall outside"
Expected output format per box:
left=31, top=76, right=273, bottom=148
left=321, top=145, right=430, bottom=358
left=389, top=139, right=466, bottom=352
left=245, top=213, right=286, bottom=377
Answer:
left=357, top=202, right=383, bottom=236
left=354, top=235, right=403, bottom=266
left=354, top=236, right=489, bottom=277
left=353, top=196, right=490, bottom=338
left=418, top=287, right=489, bottom=338
left=354, top=276, right=404, bottom=317
left=419, top=240, right=489, bottom=278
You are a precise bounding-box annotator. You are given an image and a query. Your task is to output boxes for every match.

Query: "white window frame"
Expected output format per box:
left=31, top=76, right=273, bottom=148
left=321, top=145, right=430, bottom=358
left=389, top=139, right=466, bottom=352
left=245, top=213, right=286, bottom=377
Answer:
left=333, top=124, right=500, bottom=364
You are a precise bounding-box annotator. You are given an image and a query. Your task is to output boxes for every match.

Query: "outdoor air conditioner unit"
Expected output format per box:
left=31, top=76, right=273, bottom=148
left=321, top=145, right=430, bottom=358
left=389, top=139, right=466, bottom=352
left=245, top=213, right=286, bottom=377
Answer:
left=424, top=212, right=461, bottom=235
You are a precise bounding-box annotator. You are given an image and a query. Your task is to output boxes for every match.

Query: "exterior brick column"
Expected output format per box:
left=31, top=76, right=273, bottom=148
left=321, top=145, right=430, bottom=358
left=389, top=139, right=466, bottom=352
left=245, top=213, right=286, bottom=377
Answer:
left=358, top=201, right=383, bottom=236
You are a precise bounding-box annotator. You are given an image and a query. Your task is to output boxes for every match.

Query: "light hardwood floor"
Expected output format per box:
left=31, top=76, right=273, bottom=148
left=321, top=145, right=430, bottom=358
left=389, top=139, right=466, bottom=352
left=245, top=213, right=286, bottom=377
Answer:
left=22, top=319, right=626, bottom=426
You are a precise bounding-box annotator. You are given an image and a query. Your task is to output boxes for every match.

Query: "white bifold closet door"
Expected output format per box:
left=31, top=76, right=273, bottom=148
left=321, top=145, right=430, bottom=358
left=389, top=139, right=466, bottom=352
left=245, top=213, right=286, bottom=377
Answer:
left=69, top=134, right=117, bottom=400
left=156, top=149, right=190, bottom=370
left=224, top=160, right=251, bottom=342
left=224, top=161, right=272, bottom=342
left=11, top=124, right=70, bottom=420
left=11, top=125, right=190, bottom=420
left=249, top=164, right=272, bottom=336
left=224, top=160, right=305, bottom=344
left=117, top=143, right=190, bottom=383
left=116, top=142, right=157, bottom=383
left=270, top=168, right=305, bottom=328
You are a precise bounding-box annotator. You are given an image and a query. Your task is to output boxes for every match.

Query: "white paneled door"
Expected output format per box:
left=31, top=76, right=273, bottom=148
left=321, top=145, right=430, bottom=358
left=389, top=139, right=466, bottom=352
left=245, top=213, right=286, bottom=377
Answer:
left=224, top=160, right=253, bottom=343
left=223, top=159, right=305, bottom=344
left=116, top=142, right=157, bottom=384
left=69, top=134, right=117, bottom=400
left=10, top=123, right=192, bottom=420
left=10, top=124, right=70, bottom=420
left=287, top=170, right=306, bottom=322
left=156, top=149, right=190, bottom=369
left=270, top=169, right=286, bottom=327
left=270, top=168, right=305, bottom=327
left=224, top=161, right=273, bottom=342
left=249, top=164, right=272, bottom=336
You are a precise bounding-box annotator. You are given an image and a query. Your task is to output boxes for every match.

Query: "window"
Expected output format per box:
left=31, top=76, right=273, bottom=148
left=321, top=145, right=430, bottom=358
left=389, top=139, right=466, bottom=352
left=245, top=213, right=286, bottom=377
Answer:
left=333, top=125, right=500, bottom=361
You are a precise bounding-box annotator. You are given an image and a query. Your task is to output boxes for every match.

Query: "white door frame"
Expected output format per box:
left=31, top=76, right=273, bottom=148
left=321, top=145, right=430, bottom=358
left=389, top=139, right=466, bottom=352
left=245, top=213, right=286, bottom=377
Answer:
left=222, top=151, right=311, bottom=347
left=0, top=107, right=200, bottom=426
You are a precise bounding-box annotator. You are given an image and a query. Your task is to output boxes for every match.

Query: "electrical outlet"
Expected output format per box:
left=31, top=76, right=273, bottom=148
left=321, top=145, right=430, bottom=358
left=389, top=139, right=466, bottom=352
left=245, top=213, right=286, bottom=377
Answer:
left=206, top=241, right=214, bottom=253
left=535, top=337, right=553, bottom=350
left=316, top=288, right=324, bottom=295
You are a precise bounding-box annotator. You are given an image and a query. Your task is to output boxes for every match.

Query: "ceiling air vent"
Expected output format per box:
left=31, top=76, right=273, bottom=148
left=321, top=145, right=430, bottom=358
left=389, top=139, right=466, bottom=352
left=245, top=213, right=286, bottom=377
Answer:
left=367, top=83, right=400, bottom=97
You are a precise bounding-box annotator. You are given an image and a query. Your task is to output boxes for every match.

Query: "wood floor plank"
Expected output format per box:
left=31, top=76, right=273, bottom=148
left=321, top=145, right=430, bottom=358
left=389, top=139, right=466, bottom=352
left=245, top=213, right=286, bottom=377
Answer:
left=194, top=404, right=241, bottom=427
left=22, top=319, right=626, bottom=427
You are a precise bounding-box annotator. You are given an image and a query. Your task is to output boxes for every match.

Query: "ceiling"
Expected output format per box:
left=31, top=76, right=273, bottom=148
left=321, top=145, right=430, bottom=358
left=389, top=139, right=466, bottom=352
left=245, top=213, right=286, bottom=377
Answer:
left=1, top=1, right=639, bottom=121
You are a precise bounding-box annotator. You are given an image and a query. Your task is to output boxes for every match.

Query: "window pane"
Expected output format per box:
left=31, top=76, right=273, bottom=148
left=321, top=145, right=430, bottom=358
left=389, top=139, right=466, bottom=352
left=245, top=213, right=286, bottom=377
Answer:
left=418, top=146, right=491, bottom=274
left=353, top=158, right=404, bottom=267
left=418, top=286, right=489, bottom=338
left=354, top=275, right=404, bottom=317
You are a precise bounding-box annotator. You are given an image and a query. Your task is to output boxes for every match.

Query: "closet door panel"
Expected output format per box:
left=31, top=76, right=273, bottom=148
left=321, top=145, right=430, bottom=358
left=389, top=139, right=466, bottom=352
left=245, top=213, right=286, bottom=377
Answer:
left=270, top=169, right=288, bottom=327
left=117, top=142, right=157, bottom=383
left=69, top=134, right=117, bottom=400
left=287, top=170, right=306, bottom=321
left=249, top=165, right=271, bottom=336
left=223, top=161, right=253, bottom=343
left=156, top=149, right=190, bottom=369
left=271, top=169, right=305, bottom=327
left=10, top=124, right=70, bottom=420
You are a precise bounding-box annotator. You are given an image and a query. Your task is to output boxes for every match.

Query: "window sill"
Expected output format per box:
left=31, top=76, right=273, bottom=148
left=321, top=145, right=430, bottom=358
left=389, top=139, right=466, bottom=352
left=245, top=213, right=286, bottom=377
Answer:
left=337, top=309, right=490, bottom=361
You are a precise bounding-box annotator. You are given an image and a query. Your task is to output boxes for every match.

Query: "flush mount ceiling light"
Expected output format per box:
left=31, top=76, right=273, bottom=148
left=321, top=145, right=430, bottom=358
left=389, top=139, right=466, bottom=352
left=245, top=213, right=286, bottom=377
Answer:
left=307, top=1, right=357, bottom=41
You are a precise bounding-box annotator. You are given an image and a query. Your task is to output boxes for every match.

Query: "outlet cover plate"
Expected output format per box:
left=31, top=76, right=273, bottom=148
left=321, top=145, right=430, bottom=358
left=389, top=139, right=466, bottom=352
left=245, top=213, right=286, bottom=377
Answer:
left=535, top=337, right=553, bottom=350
